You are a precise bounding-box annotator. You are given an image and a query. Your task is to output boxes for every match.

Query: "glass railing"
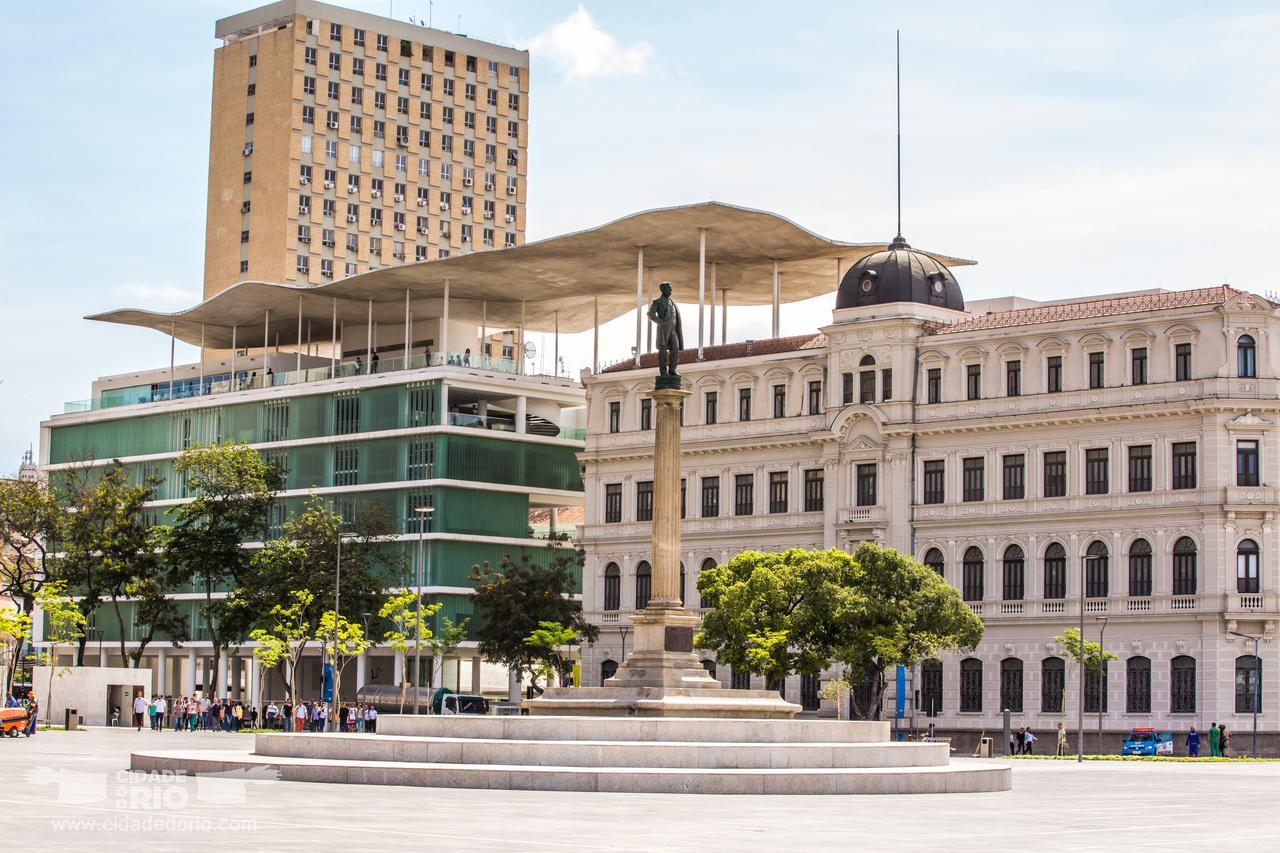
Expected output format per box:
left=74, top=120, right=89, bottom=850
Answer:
left=448, top=412, right=517, bottom=431
left=64, top=352, right=539, bottom=413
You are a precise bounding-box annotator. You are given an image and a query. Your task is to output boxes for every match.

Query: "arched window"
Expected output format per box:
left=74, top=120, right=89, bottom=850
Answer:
left=1041, top=657, right=1065, bottom=713
left=859, top=354, right=876, bottom=366
left=1000, top=657, right=1023, bottom=712
left=921, top=659, right=943, bottom=717
left=1002, top=545, right=1024, bottom=601
left=1172, top=537, right=1197, bottom=596
left=959, top=658, right=983, bottom=712
left=1238, top=334, right=1257, bottom=378
left=679, top=562, right=686, bottom=607
left=1128, top=539, right=1152, bottom=597
left=600, top=659, right=618, bottom=682
left=634, top=561, right=652, bottom=610
left=603, top=563, right=621, bottom=611
left=699, top=557, right=717, bottom=609
left=1236, top=655, right=1263, bottom=713
left=1237, top=539, right=1260, bottom=594
left=858, top=354, right=876, bottom=403
left=1126, top=656, right=1151, bottom=713
left=923, top=548, right=944, bottom=577
left=962, top=547, right=984, bottom=602
left=1085, top=660, right=1108, bottom=713
left=700, top=659, right=716, bottom=678
left=1043, top=543, right=1067, bottom=599
left=1171, top=656, right=1196, bottom=713
left=1085, top=540, right=1109, bottom=598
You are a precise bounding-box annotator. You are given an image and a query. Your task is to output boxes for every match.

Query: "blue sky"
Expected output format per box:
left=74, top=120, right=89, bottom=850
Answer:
left=2, top=1, right=1278, bottom=472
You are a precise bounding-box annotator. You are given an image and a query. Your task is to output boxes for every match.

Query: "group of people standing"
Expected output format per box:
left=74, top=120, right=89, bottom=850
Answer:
left=129, top=693, right=256, bottom=732
left=1185, top=723, right=1232, bottom=757
left=263, top=701, right=377, bottom=733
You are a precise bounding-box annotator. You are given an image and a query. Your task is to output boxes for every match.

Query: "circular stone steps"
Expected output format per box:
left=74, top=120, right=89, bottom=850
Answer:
left=253, top=732, right=951, bottom=769
left=130, top=749, right=1009, bottom=795
left=375, top=715, right=893, bottom=743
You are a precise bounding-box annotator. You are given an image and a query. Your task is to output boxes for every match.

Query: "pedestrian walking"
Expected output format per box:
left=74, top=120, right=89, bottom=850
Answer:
left=1186, top=726, right=1200, bottom=757
left=1209, top=722, right=1221, bottom=757
left=154, top=695, right=167, bottom=730
left=1056, top=722, right=1068, bottom=756
left=133, top=692, right=147, bottom=731
left=1220, top=726, right=1230, bottom=758
left=1023, top=728, right=1037, bottom=755
left=294, top=701, right=307, bottom=733
left=1010, top=728, right=1021, bottom=756
left=266, top=701, right=279, bottom=730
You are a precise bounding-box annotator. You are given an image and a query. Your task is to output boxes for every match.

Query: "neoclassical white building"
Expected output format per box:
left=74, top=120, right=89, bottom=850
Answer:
left=580, top=235, right=1277, bottom=748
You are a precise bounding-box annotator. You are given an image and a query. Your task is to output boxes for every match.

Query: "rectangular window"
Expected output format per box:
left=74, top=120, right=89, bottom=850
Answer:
left=1172, top=442, right=1197, bottom=490
left=1237, top=440, right=1260, bottom=487
left=772, top=384, right=786, bottom=418
left=1002, top=454, right=1025, bottom=500
left=1005, top=360, right=1021, bottom=397
left=604, top=484, right=622, bottom=523
left=768, top=472, right=788, bottom=514
left=738, top=388, right=751, bottom=421
left=1131, top=347, right=1148, bottom=385
left=1088, top=351, right=1105, bottom=389
left=842, top=372, right=854, bottom=405
left=856, top=464, right=877, bottom=507
left=927, top=368, right=942, bottom=404
left=962, top=457, right=985, bottom=502
left=881, top=368, right=892, bottom=401
left=1046, top=356, right=1062, bottom=392
left=704, top=391, right=717, bottom=424
left=804, top=469, right=824, bottom=512
left=734, top=474, right=754, bottom=516
left=807, top=381, right=822, bottom=415
left=1127, top=445, right=1152, bottom=492
left=407, top=439, right=433, bottom=479
left=334, top=445, right=358, bottom=486
left=334, top=393, right=360, bottom=434
left=1175, top=343, right=1192, bottom=381
left=636, top=481, right=654, bottom=522
left=701, top=477, right=720, bottom=518
left=859, top=370, right=875, bottom=404
left=607, top=401, right=620, bottom=433
left=923, top=460, right=945, bottom=505
left=966, top=364, right=981, bottom=400
left=639, top=398, right=652, bottom=431
left=1043, top=451, right=1067, bottom=498
left=1085, top=448, right=1109, bottom=495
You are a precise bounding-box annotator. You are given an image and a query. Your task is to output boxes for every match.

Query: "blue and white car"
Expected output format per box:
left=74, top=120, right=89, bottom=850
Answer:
left=1121, top=728, right=1174, bottom=756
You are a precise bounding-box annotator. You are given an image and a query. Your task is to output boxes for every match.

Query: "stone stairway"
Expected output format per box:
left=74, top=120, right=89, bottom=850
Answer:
left=131, top=716, right=1010, bottom=795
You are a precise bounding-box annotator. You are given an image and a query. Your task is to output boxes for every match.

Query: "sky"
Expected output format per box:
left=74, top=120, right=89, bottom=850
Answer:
left=2, top=0, right=1278, bottom=472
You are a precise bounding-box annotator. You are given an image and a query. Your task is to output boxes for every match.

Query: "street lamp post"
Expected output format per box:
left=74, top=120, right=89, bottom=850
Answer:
left=1096, top=616, right=1108, bottom=755
left=329, top=518, right=345, bottom=731
left=1078, top=554, right=1105, bottom=762
left=413, top=506, right=434, bottom=715
left=1229, top=630, right=1262, bottom=757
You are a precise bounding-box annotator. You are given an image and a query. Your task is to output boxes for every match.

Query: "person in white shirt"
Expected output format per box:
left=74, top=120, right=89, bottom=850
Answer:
left=294, top=701, right=307, bottom=733
left=132, top=693, right=147, bottom=731
left=367, top=706, right=377, bottom=734
left=153, top=695, right=167, bottom=730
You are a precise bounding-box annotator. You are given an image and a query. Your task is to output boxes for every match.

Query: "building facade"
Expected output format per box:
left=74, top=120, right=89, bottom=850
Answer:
left=205, top=0, right=529, bottom=299
left=40, top=354, right=584, bottom=701
left=581, top=247, right=1278, bottom=745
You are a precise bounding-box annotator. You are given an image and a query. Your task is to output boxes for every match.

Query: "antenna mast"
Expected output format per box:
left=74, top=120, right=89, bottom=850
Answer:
left=896, top=29, right=902, bottom=240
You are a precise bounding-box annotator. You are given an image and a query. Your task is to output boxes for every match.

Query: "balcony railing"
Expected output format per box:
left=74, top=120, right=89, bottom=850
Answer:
left=64, top=351, right=567, bottom=414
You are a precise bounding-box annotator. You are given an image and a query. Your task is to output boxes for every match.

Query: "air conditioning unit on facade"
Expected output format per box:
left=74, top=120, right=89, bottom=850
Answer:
left=348, top=186, right=357, bottom=194
left=461, top=206, right=471, bottom=215
left=504, top=215, right=514, bottom=223
left=324, top=180, right=334, bottom=188
left=439, top=202, right=449, bottom=211
left=463, top=178, right=473, bottom=186
left=394, top=193, right=404, bottom=201
left=322, top=271, right=333, bottom=278
left=395, top=223, right=406, bottom=231
left=484, top=211, right=493, bottom=219
left=371, top=189, right=382, bottom=198
left=298, top=236, right=311, bottom=243
left=346, top=214, right=357, bottom=222
left=418, top=227, right=428, bottom=235
left=300, top=176, right=310, bottom=184
left=327, top=120, right=339, bottom=128
left=417, top=199, right=427, bottom=206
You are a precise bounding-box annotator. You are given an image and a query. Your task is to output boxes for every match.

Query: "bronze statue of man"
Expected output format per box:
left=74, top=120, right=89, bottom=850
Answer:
left=647, top=281, right=684, bottom=385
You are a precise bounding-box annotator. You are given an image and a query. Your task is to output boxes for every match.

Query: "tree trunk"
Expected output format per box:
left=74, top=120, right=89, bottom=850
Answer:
left=112, top=599, right=129, bottom=668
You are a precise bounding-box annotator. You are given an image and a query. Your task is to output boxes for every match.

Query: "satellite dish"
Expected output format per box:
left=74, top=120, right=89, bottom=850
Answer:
left=524, top=341, right=537, bottom=359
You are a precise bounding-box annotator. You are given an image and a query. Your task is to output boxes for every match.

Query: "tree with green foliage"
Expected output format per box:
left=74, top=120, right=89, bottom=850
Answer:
left=0, top=477, right=63, bottom=622
left=0, top=605, right=33, bottom=697
left=1054, top=626, right=1118, bottom=675
left=248, top=589, right=316, bottom=703
left=378, top=590, right=440, bottom=713
left=522, top=621, right=577, bottom=693
left=164, top=443, right=281, bottom=696
left=35, top=580, right=86, bottom=728
left=471, top=546, right=597, bottom=690
left=426, top=616, right=468, bottom=698
left=317, top=610, right=370, bottom=708
left=696, top=545, right=983, bottom=719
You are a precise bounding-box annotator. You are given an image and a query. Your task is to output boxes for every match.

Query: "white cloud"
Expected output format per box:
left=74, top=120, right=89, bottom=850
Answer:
left=529, top=5, right=652, bottom=80
left=117, top=282, right=200, bottom=306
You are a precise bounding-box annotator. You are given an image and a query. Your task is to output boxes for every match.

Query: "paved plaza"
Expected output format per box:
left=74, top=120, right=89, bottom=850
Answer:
left=1, top=728, right=1278, bottom=851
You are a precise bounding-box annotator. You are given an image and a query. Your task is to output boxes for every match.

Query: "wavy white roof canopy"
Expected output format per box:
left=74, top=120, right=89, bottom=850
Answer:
left=89, top=201, right=973, bottom=349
